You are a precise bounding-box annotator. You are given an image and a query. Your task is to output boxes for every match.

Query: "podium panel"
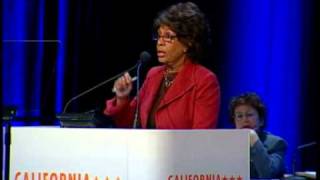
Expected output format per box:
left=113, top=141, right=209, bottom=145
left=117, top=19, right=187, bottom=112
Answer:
left=10, top=127, right=250, bottom=180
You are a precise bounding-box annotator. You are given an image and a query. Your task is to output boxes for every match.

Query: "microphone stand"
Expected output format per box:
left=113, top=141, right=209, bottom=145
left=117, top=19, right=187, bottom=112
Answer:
left=4, top=120, right=11, bottom=180
left=62, top=64, right=137, bottom=113
left=2, top=108, right=16, bottom=180
left=133, top=62, right=142, bottom=128
left=61, top=51, right=151, bottom=127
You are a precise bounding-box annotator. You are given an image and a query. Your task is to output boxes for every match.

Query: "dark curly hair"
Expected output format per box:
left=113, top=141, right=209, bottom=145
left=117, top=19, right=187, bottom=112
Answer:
left=153, top=2, right=211, bottom=62
left=229, top=92, right=267, bottom=130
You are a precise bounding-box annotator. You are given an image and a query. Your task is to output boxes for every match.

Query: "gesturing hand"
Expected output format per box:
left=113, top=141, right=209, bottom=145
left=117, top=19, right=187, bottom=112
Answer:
left=112, top=72, right=134, bottom=98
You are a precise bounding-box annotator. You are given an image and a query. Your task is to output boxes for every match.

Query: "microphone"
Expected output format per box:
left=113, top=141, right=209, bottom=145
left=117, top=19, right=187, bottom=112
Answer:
left=111, top=52, right=151, bottom=93
left=139, top=51, right=152, bottom=63
left=62, top=51, right=151, bottom=113
left=133, top=51, right=151, bottom=128
left=291, top=141, right=317, bottom=174
left=297, top=141, right=317, bottom=150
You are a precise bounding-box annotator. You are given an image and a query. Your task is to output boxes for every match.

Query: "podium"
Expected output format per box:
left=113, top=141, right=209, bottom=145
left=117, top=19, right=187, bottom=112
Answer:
left=10, top=127, right=250, bottom=180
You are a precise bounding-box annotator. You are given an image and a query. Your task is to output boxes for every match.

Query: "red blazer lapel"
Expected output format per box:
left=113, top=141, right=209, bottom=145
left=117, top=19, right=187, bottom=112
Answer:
left=158, top=62, right=196, bottom=109
left=139, top=66, right=164, bottom=127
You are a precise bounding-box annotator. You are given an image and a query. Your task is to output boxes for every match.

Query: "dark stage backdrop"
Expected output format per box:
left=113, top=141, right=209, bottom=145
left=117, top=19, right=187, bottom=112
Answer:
left=2, top=0, right=319, bottom=173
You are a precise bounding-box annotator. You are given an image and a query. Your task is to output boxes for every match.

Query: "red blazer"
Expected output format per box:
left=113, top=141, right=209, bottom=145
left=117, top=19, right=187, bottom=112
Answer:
left=104, top=61, right=220, bottom=129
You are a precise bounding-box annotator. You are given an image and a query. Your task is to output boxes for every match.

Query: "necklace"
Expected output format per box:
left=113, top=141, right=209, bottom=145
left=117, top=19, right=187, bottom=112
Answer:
left=164, top=70, right=177, bottom=88
left=164, top=74, right=173, bottom=87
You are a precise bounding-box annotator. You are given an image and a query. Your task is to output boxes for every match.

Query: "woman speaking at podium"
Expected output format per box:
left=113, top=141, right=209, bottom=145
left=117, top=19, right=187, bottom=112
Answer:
left=104, top=2, right=220, bottom=129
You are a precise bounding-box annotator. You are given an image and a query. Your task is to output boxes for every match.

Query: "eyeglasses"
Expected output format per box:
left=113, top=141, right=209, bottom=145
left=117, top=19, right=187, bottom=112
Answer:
left=234, top=112, right=257, bottom=121
left=153, top=33, right=178, bottom=43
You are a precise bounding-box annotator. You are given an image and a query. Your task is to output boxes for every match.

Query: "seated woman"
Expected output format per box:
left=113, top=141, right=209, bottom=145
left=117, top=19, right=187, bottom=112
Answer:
left=229, top=92, right=287, bottom=179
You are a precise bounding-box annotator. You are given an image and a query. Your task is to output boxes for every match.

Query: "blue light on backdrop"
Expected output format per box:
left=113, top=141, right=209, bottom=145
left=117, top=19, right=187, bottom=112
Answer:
left=56, top=0, right=68, bottom=113
left=2, top=0, right=314, bottom=173
left=33, top=0, right=45, bottom=116
left=225, top=0, right=305, bottom=172
left=2, top=0, right=67, bottom=124
left=3, top=0, right=27, bottom=118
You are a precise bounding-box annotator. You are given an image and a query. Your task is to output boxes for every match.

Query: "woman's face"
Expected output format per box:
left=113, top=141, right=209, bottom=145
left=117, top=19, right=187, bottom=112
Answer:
left=233, top=104, right=261, bottom=130
left=156, top=25, right=188, bottom=67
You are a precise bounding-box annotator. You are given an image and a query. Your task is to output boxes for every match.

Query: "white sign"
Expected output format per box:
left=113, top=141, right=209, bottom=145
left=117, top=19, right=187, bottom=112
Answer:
left=10, top=127, right=250, bottom=180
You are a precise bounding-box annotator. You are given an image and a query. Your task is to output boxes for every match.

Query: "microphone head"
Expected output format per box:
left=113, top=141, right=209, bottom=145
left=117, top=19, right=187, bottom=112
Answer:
left=139, top=51, right=151, bottom=63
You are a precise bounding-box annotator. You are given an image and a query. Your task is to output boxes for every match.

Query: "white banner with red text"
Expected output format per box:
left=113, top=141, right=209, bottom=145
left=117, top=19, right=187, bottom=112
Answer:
left=10, top=127, right=250, bottom=180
